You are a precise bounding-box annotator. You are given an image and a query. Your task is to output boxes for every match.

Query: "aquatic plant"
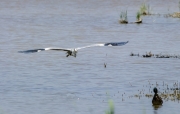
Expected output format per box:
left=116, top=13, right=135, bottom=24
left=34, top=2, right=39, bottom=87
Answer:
left=119, top=10, right=128, bottom=24
left=132, top=81, right=180, bottom=102
left=130, top=52, right=180, bottom=58
left=177, top=93, right=180, bottom=100
left=147, top=4, right=150, bottom=15
left=139, top=3, right=151, bottom=15
left=136, top=11, right=141, bottom=21
left=164, top=1, right=180, bottom=18
left=105, top=100, right=114, bottom=114
left=169, top=12, right=180, bottom=18
left=140, top=3, right=147, bottom=15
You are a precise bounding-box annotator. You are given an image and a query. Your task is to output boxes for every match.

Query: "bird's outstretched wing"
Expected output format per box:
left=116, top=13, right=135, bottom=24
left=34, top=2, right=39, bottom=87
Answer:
left=76, top=41, right=128, bottom=50
left=104, top=41, right=128, bottom=46
left=18, top=47, right=72, bottom=53
left=75, top=44, right=104, bottom=50
left=19, top=41, right=128, bottom=53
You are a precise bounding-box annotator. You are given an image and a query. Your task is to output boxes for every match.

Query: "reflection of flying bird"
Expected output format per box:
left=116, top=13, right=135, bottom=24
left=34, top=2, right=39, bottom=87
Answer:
left=19, top=41, right=128, bottom=57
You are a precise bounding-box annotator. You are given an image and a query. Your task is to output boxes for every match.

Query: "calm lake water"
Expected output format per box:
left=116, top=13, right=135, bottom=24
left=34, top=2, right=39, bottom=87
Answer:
left=0, top=0, right=180, bottom=114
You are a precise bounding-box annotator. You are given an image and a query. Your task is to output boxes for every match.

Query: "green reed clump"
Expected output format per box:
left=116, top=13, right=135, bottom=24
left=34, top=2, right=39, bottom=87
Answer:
left=105, top=100, right=114, bottom=114
left=136, top=11, right=141, bottom=21
left=120, top=10, right=128, bottom=20
left=140, top=3, right=151, bottom=15
left=119, top=10, right=128, bottom=23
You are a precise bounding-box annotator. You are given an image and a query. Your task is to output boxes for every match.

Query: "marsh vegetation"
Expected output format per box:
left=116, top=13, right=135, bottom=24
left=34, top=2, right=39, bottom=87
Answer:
left=105, top=100, right=115, bottom=114
left=164, top=1, right=180, bottom=18
left=132, top=81, right=180, bottom=102
left=134, top=11, right=142, bottom=23
left=130, top=52, right=180, bottom=59
left=139, top=3, right=151, bottom=15
left=119, top=10, right=128, bottom=24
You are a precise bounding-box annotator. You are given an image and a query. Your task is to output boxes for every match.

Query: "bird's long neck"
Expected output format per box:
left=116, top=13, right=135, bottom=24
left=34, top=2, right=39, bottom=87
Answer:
left=71, top=48, right=77, bottom=57
left=154, top=92, right=158, bottom=95
left=71, top=48, right=76, bottom=52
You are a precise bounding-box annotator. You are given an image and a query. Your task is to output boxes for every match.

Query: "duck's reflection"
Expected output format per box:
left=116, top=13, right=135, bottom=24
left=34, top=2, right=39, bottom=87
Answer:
left=153, top=105, right=162, bottom=110
left=153, top=105, right=162, bottom=114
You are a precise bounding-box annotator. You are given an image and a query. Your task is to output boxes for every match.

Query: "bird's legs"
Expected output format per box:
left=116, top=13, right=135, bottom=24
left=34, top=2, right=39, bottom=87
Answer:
left=66, top=51, right=72, bottom=57
left=66, top=49, right=77, bottom=57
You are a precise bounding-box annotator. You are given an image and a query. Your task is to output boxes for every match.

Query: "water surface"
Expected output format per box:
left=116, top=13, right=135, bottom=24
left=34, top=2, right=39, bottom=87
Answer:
left=0, top=0, right=180, bottom=114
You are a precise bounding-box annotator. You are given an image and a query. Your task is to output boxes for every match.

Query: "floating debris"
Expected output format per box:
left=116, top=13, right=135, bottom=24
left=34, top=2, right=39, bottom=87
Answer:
left=104, top=63, right=107, bottom=68
left=119, top=20, right=128, bottom=24
left=130, top=52, right=139, bottom=56
left=171, top=12, right=180, bottom=18
left=164, top=12, right=180, bottom=18
left=130, top=52, right=180, bottom=59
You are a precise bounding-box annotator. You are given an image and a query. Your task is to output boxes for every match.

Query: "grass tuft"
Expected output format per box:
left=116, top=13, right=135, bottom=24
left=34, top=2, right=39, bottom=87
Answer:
left=136, top=11, right=141, bottom=21
left=139, top=3, right=151, bottom=15
left=119, top=10, right=128, bottom=24
left=105, top=100, right=114, bottom=114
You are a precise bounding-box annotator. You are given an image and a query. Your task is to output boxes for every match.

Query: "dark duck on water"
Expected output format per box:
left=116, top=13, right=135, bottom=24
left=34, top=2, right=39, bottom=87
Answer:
left=152, top=87, right=163, bottom=105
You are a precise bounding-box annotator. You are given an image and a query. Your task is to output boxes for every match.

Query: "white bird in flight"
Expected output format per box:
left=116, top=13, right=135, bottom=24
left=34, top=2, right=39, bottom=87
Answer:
left=19, top=41, right=128, bottom=57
